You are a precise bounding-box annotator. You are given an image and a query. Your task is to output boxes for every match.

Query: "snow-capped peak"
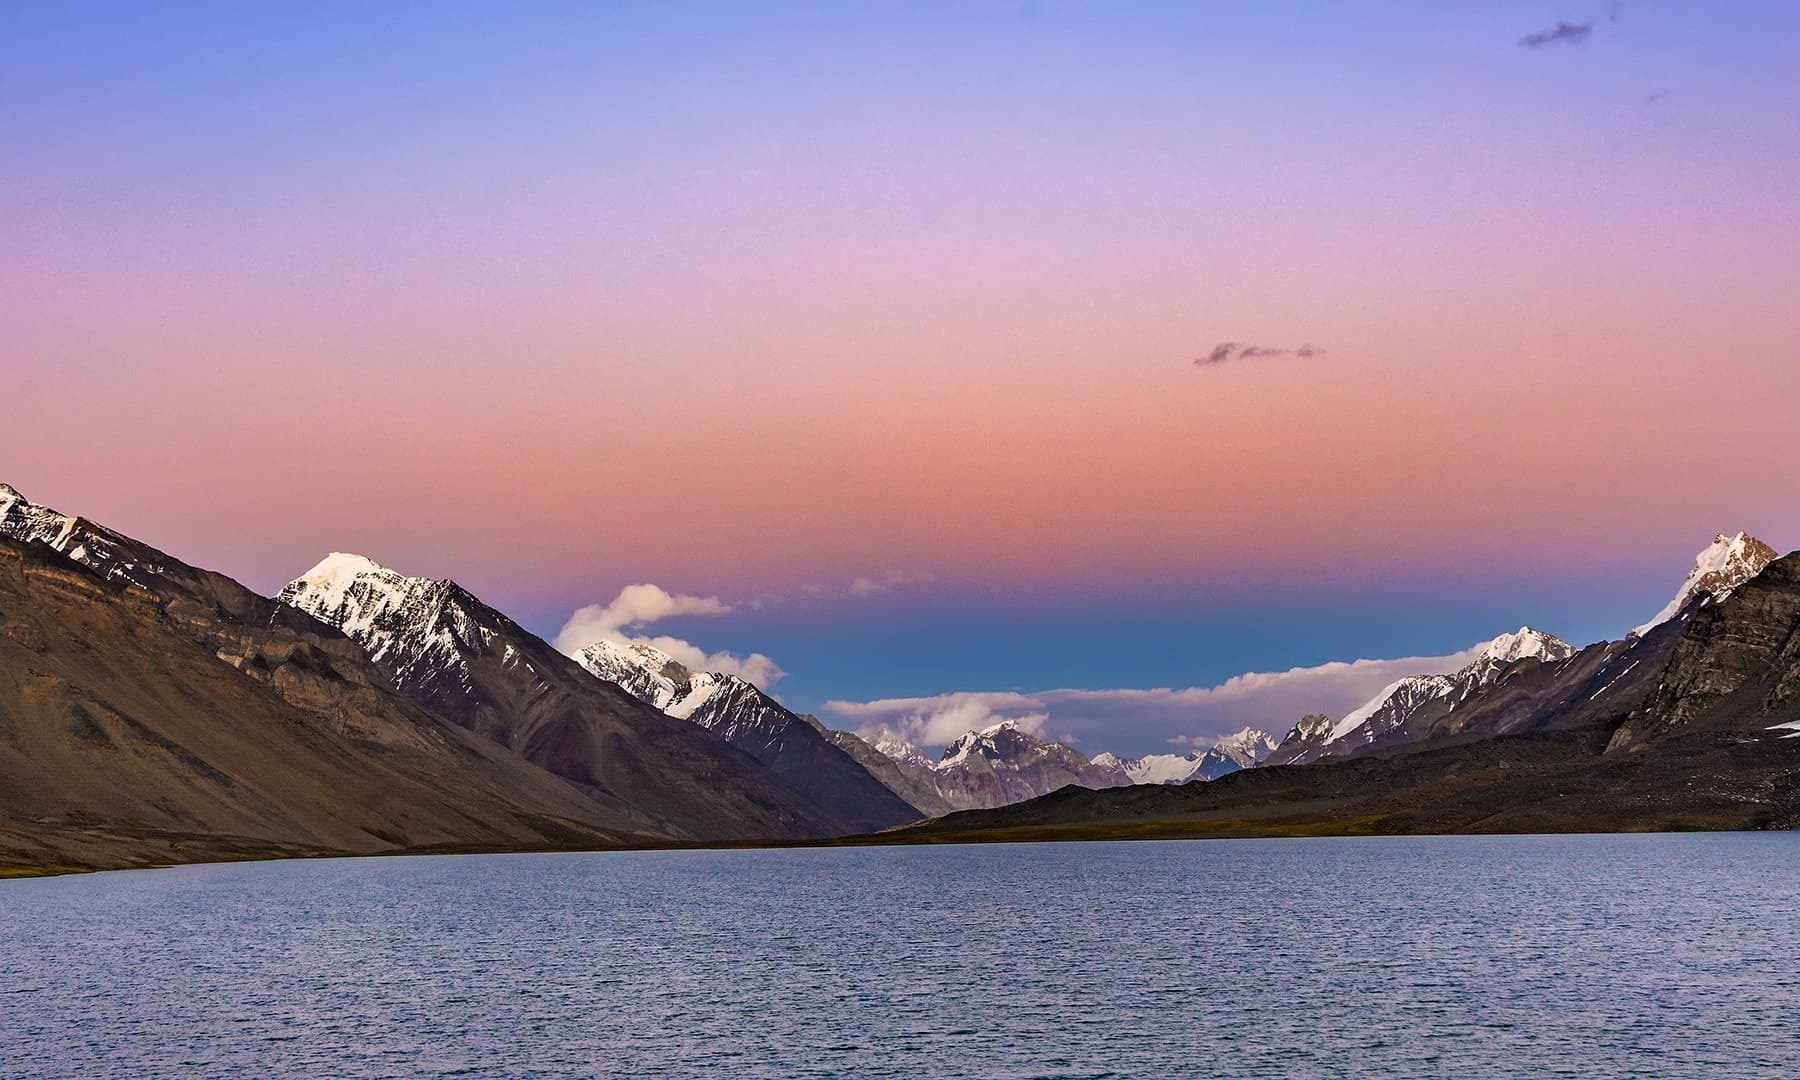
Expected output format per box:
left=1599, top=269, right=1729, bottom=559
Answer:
left=870, top=729, right=936, bottom=771
left=1101, top=727, right=1280, bottom=786
left=1478, top=626, right=1569, bottom=665
left=1325, top=628, right=1573, bottom=746
left=289, top=552, right=402, bottom=604
left=1630, top=532, right=1778, bottom=638
left=0, top=482, right=170, bottom=588
left=279, top=553, right=487, bottom=682
left=1213, top=726, right=1281, bottom=760
left=573, top=638, right=696, bottom=711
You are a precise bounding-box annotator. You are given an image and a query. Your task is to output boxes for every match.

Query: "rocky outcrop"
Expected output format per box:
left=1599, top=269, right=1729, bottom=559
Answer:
left=1613, top=552, right=1800, bottom=748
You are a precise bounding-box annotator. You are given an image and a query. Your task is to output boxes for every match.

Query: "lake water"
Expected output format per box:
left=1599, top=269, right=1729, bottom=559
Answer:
left=3, top=834, right=1798, bottom=1077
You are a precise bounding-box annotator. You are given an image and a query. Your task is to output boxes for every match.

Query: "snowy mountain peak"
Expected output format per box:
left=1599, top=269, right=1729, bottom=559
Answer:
left=1631, top=532, right=1778, bottom=638
left=289, top=552, right=408, bottom=606
left=0, top=482, right=171, bottom=589
left=1478, top=627, right=1572, bottom=665
left=1214, top=726, right=1281, bottom=759
left=1316, top=629, right=1576, bottom=751
left=279, top=554, right=487, bottom=682
left=572, top=638, right=697, bottom=712
left=1088, top=728, right=1280, bottom=786
left=296, top=551, right=391, bottom=583
left=870, top=729, right=937, bottom=771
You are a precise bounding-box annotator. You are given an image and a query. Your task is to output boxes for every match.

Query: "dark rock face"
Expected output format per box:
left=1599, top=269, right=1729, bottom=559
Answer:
left=1618, top=553, right=1800, bottom=747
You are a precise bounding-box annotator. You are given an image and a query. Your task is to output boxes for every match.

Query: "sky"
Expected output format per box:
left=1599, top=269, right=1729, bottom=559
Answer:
left=5, top=1, right=1799, bottom=756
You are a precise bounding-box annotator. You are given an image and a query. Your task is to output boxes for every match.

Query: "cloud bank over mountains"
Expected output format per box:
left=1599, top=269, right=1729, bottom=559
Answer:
left=826, top=646, right=1484, bottom=755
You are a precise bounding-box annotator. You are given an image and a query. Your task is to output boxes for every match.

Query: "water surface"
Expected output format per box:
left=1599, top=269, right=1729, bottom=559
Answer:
left=5, top=834, right=1798, bottom=1077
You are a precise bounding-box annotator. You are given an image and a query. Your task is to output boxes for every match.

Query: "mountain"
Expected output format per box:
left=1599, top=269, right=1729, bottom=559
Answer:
left=1265, top=628, right=1575, bottom=766
left=0, top=498, right=691, bottom=873
left=1195, top=727, right=1283, bottom=778
left=866, top=722, right=1133, bottom=811
left=1612, top=550, right=1800, bottom=749
left=278, top=554, right=852, bottom=840
left=1265, top=713, right=1335, bottom=768
left=1093, top=727, right=1280, bottom=785
left=883, top=547, right=1800, bottom=843
left=573, top=640, right=921, bottom=831
left=1630, top=532, right=1778, bottom=638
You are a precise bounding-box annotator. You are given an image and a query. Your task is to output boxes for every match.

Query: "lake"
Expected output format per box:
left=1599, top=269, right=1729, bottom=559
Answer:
left=4, top=834, right=1797, bottom=1077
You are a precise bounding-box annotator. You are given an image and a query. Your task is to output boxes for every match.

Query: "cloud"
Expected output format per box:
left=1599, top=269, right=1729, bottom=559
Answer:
left=554, top=583, right=785, bottom=688
left=1518, top=21, right=1593, bottom=48
left=825, top=646, right=1483, bottom=756
left=830, top=693, right=1050, bottom=747
left=1195, top=342, right=1323, bottom=367
left=1644, top=87, right=1670, bottom=105
left=554, top=584, right=730, bottom=651
left=847, top=569, right=938, bottom=597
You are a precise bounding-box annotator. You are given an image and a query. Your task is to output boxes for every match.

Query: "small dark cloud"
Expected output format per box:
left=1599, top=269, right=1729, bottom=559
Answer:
left=1645, top=87, right=1671, bottom=105
left=1519, top=20, right=1593, bottom=48
left=1195, top=342, right=1324, bottom=368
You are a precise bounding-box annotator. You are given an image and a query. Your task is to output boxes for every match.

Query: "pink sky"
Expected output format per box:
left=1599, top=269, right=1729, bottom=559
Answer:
left=4, top=1, right=1797, bottom=615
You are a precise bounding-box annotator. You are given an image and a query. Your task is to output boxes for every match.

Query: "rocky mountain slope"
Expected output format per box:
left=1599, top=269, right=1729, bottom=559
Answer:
left=1267, top=628, right=1576, bottom=766
left=796, top=717, right=960, bottom=817
left=574, top=639, right=921, bottom=831
left=0, top=533, right=665, bottom=874
left=1630, top=532, right=1777, bottom=638
left=279, top=554, right=857, bottom=840
left=1261, top=534, right=1778, bottom=769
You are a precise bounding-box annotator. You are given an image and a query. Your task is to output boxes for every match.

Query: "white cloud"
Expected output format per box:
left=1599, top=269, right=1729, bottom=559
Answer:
left=830, top=692, right=1048, bottom=746
left=847, top=569, right=937, bottom=598
left=554, top=584, right=785, bottom=689
left=824, top=647, right=1481, bottom=756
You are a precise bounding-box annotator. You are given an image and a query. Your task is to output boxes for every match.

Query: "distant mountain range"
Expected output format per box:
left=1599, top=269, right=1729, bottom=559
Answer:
left=1094, top=728, right=1282, bottom=784
left=882, top=534, right=1800, bottom=842
left=3, top=479, right=1796, bottom=872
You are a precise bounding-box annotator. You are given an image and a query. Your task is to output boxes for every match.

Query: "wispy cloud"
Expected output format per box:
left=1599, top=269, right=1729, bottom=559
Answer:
left=1518, top=21, right=1593, bottom=48
left=826, top=647, right=1482, bottom=755
left=555, top=583, right=784, bottom=687
left=848, top=569, right=938, bottom=597
left=1195, top=342, right=1323, bottom=368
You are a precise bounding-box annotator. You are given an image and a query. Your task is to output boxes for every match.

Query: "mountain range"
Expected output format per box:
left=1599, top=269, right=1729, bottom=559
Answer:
left=4, top=480, right=1797, bottom=872
left=1094, top=727, right=1282, bottom=784
left=882, top=534, right=1800, bottom=842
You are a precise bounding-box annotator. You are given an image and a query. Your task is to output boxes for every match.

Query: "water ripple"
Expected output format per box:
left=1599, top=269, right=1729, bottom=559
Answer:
left=2, top=834, right=1798, bottom=1077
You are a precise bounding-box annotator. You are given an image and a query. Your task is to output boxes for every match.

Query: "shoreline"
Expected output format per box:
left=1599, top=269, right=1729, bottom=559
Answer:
left=7, top=813, right=1788, bottom=881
